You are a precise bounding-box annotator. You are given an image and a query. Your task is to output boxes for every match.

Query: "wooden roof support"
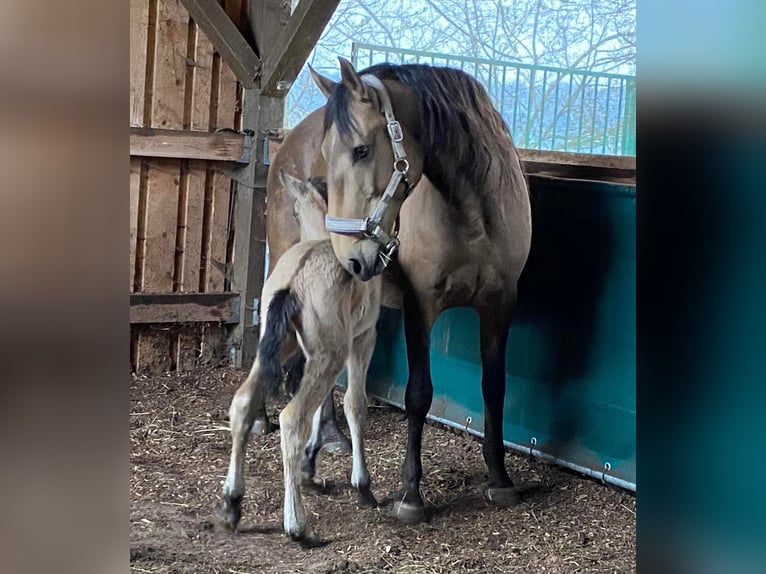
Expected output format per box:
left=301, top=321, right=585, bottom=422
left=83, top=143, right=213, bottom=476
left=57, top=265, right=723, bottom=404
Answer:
left=260, top=0, right=342, bottom=97
left=180, top=0, right=261, bottom=89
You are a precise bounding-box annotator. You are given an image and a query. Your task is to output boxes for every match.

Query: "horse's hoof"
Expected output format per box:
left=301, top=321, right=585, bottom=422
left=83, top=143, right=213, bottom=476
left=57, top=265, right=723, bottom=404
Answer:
left=320, top=438, right=351, bottom=455
left=216, top=495, right=242, bottom=531
left=250, top=418, right=275, bottom=436
left=357, top=485, right=378, bottom=509
left=484, top=486, right=520, bottom=507
left=287, top=526, right=329, bottom=548
left=320, top=423, right=351, bottom=454
left=391, top=500, right=426, bottom=524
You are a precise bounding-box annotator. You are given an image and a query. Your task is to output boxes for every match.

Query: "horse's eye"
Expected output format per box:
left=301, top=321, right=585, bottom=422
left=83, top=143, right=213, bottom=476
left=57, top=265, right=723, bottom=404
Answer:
left=352, top=145, right=369, bottom=162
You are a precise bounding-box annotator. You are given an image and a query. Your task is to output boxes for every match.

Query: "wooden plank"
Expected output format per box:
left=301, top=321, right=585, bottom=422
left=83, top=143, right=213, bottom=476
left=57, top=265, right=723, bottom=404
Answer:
left=130, top=127, right=251, bottom=161
left=190, top=21, right=215, bottom=130
left=519, top=149, right=636, bottom=184
left=179, top=0, right=260, bottom=89
left=260, top=0, right=341, bottom=97
left=216, top=59, right=240, bottom=130
left=207, top=170, right=232, bottom=292
left=130, top=158, right=142, bottom=291
left=205, top=62, right=238, bottom=292
left=130, top=0, right=150, bottom=126
left=151, top=0, right=190, bottom=129
left=141, top=159, right=180, bottom=292
left=130, top=292, right=240, bottom=323
left=183, top=160, right=207, bottom=291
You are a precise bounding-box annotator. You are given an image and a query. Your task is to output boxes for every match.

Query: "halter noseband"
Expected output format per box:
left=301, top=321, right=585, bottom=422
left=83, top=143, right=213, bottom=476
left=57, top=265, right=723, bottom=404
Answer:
left=324, top=74, right=416, bottom=267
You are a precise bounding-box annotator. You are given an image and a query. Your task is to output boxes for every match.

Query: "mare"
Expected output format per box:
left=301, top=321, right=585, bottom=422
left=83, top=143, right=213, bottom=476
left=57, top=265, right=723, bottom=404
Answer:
left=263, top=58, right=532, bottom=523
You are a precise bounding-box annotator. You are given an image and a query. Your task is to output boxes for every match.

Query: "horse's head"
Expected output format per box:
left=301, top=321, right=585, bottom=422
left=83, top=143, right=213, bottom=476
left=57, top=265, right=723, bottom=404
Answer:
left=310, top=58, right=423, bottom=281
left=278, top=170, right=329, bottom=242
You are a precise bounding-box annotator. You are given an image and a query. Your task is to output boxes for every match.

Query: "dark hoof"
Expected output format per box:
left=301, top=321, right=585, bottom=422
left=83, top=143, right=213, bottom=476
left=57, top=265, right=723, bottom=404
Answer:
left=251, top=418, right=275, bottom=436
left=217, top=495, right=242, bottom=531
left=320, top=438, right=352, bottom=455
left=288, top=526, right=328, bottom=548
left=357, top=485, right=378, bottom=509
left=391, top=500, right=427, bottom=524
left=484, top=486, right=520, bottom=507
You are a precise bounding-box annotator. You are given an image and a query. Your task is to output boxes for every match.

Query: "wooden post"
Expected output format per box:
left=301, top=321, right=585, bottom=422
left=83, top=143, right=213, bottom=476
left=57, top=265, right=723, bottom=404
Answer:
left=226, top=0, right=286, bottom=368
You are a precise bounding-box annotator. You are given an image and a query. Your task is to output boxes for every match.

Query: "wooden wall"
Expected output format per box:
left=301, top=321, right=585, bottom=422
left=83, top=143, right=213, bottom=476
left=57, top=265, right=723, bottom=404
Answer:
left=130, top=0, right=247, bottom=373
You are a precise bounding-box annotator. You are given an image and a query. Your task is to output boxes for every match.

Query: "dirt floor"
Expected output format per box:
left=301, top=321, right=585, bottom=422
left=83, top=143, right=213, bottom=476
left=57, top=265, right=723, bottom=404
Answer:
left=130, top=367, right=635, bottom=574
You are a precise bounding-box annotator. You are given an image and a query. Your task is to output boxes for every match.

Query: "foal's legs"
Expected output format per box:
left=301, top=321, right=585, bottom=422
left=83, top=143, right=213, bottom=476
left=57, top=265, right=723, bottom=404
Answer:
left=219, top=359, right=270, bottom=529
left=250, top=330, right=299, bottom=436
left=478, top=299, right=519, bottom=506
left=280, top=345, right=346, bottom=545
left=345, top=327, right=378, bottom=508
left=393, top=294, right=435, bottom=523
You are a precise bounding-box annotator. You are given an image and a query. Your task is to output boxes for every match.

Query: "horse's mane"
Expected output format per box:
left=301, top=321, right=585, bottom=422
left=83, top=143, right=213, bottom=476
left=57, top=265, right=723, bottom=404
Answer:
left=324, top=63, right=521, bottom=209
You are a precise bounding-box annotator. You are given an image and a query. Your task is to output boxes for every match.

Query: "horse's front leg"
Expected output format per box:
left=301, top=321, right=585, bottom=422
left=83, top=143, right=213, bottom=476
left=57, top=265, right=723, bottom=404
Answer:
left=478, top=301, right=519, bottom=507
left=280, top=349, right=344, bottom=547
left=345, top=327, right=378, bottom=508
left=392, top=295, right=434, bottom=524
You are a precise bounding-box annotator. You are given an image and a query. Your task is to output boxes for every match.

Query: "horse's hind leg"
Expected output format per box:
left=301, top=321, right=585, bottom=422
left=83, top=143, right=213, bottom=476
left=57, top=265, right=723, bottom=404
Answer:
left=251, top=331, right=299, bottom=435
left=219, top=360, right=269, bottom=529
left=478, top=300, right=519, bottom=507
left=345, top=327, right=378, bottom=508
left=280, top=348, right=345, bottom=546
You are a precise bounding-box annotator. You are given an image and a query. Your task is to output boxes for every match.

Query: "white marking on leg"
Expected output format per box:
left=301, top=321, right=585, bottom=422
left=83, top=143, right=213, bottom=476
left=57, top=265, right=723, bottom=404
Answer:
left=280, top=407, right=305, bottom=537
left=306, top=403, right=323, bottom=457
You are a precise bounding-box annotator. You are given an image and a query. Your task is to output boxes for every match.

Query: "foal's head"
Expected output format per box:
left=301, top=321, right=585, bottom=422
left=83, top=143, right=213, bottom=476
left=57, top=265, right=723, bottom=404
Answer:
left=278, top=170, right=329, bottom=242
left=310, top=58, right=423, bottom=281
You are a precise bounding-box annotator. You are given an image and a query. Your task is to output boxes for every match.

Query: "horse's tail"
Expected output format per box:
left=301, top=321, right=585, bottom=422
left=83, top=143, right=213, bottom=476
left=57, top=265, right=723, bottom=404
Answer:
left=257, top=288, right=301, bottom=397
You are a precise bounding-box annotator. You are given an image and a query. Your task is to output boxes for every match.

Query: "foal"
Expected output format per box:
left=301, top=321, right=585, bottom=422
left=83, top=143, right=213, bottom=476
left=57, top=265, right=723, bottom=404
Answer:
left=220, top=171, right=381, bottom=545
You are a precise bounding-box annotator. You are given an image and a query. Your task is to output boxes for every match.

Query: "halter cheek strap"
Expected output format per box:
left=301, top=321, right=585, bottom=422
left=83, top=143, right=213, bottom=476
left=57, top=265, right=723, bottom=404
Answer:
left=324, top=74, right=416, bottom=266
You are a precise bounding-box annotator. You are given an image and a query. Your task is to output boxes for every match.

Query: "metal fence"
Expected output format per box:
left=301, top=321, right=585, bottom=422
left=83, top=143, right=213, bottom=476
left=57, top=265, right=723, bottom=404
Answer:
left=352, top=43, right=636, bottom=156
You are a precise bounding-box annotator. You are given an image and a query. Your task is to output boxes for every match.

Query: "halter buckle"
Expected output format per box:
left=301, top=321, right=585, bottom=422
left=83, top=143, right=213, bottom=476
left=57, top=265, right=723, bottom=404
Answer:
left=387, top=121, right=404, bottom=142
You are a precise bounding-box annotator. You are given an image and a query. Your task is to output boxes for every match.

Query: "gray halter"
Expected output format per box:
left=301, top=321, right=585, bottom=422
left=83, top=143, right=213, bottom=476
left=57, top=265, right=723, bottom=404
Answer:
left=324, top=74, right=416, bottom=267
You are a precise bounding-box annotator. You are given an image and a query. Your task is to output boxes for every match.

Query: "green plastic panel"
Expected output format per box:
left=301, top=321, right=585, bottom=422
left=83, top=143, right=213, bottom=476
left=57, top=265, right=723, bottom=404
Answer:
left=366, top=177, right=636, bottom=489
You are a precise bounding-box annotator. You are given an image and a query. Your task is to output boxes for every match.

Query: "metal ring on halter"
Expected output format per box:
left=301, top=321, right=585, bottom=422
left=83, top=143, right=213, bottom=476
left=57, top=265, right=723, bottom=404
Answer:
left=394, top=159, right=409, bottom=174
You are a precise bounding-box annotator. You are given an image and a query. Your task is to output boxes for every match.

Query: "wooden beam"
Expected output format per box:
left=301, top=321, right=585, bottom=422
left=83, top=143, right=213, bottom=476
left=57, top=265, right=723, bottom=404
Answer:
left=180, top=0, right=261, bottom=89
left=520, top=149, right=636, bottom=185
left=260, top=0, right=341, bottom=97
left=227, top=91, right=283, bottom=368
left=130, top=292, right=240, bottom=324
left=129, top=127, right=253, bottom=162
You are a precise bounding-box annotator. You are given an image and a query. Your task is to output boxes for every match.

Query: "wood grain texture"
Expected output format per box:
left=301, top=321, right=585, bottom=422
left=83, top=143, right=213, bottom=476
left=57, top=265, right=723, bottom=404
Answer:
left=130, top=292, right=240, bottom=323
left=190, top=21, right=215, bottom=130
left=130, top=0, right=150, bottom=126
left=130, top=127, right=248, bottom=161
left=183, top=160, right=207, bottom=291
left=130, top=158, right=142, bottom=291
left=178, top=0, right=260, bottom=88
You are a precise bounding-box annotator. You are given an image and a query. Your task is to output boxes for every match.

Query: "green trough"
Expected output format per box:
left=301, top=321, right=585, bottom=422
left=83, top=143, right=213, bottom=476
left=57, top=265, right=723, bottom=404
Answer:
left=364, top=175, right=636, bottom=490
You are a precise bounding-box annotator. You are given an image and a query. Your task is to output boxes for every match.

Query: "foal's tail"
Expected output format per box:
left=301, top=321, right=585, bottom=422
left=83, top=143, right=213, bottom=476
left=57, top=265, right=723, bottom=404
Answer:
left=258, top=288, right=301, bottom=397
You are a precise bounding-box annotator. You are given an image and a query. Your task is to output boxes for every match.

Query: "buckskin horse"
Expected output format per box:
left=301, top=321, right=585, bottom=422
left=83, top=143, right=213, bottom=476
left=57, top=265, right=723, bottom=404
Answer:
left=220, top=172, right=381, bottom=545
left=258, top=58, right=531, bottom=524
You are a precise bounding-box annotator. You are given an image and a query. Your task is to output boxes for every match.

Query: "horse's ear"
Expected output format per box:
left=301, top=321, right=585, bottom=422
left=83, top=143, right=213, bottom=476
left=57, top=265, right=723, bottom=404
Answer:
left=306, top=179, right=328, bottom=212
left=278, top=169, right=305, bottom=200
left=338, top=57, right=367, bottom=101
left=308, top=64, right=336, bottom=99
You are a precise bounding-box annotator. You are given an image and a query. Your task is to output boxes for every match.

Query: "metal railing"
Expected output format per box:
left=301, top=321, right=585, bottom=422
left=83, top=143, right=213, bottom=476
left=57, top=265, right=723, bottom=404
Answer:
left=352, top=43, right=636, bottom=156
